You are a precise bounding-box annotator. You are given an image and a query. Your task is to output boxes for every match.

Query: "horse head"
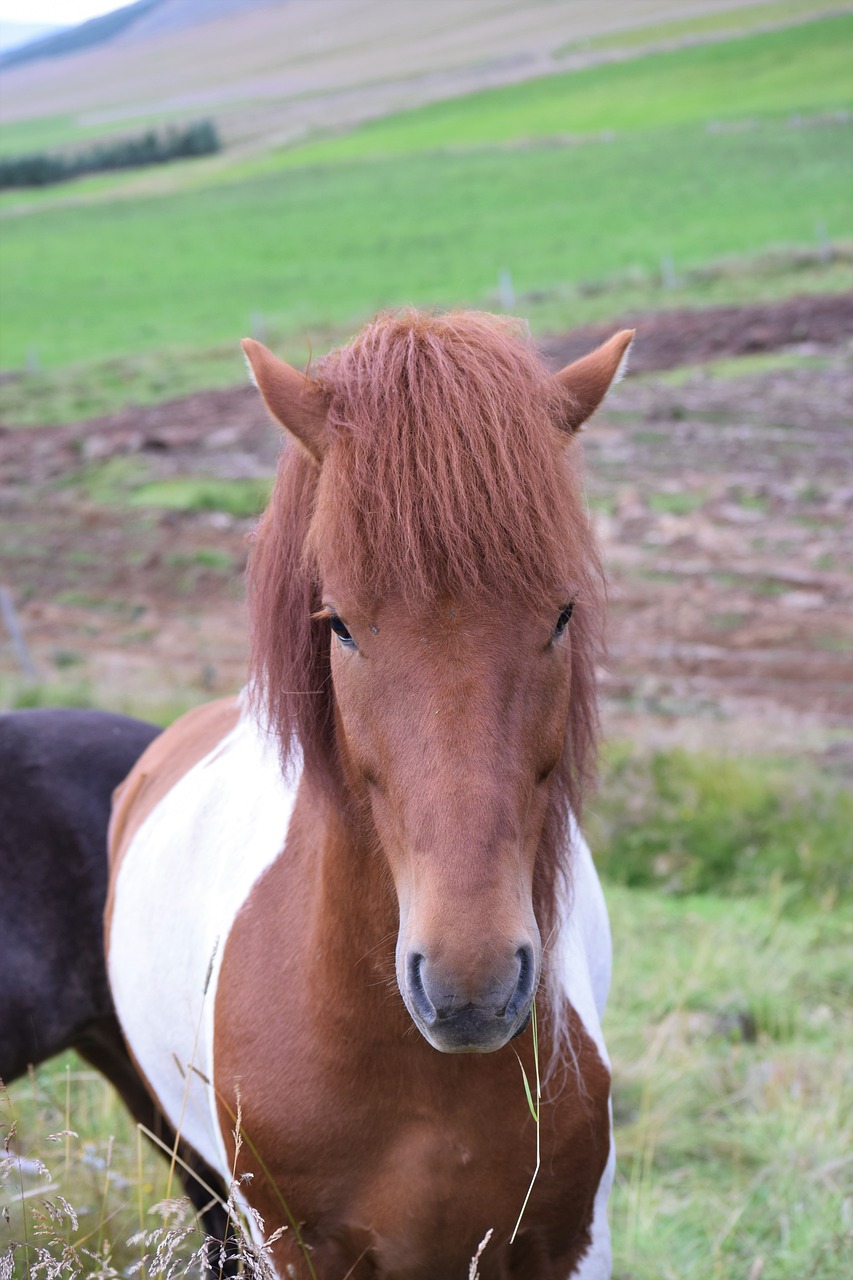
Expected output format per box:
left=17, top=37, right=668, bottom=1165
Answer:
left=244, top=313, right=631, bottom=1054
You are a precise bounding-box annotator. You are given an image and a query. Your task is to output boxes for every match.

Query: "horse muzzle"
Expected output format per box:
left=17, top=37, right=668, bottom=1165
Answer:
left=401, top=943, right=539, bottom=1053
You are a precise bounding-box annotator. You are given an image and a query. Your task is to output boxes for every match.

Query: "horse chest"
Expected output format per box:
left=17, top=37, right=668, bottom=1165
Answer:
left=213, top=1018, right=609, bottom=1278
left=212, top=887, right=611, bottom=1279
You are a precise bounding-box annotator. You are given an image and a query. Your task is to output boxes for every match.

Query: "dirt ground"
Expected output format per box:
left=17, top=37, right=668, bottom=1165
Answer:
left=1, top=293, right=851, bottom=768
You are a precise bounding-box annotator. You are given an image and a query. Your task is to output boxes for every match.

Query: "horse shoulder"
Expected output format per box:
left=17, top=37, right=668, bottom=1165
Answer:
left=105, top=696, right=298, bottom=1184
left=107, top=697, right=242, bottom=882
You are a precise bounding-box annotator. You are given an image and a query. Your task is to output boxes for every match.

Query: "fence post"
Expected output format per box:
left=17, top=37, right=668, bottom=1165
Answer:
left=0, top=585, right=38, bottom=680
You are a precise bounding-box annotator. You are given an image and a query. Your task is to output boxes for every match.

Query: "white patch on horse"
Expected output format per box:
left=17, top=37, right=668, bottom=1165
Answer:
left=548, top=819, right=614, bottom=1276
left=549, top=819, right=612, bottom=1068
left=572, top=1116, right=615, bottom=1279
left=108, top=708, right=297, bottom=1186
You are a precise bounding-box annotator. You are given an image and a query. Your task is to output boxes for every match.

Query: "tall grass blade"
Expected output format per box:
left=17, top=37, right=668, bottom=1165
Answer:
left=510, top=1000, right=541, bottom=1243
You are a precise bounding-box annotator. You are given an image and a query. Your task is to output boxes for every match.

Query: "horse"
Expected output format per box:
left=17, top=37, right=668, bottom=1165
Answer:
left=105, top=310, right=634, bottom=1279
left=0, top=708, right=233, bottom=1261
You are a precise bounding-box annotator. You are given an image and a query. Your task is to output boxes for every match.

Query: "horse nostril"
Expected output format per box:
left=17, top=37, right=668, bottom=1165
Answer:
left=505, top=944, right=536, bottom=1021
left=406, top=952, right=437, bottom=1026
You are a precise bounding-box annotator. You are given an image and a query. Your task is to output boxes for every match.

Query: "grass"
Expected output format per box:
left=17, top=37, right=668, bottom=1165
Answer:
left=557, top=0, right=851, bottom=56
left=2, top=247, right=851, bottom=429
left=648, top=491, right=707, bottom=516
left=5, top=680, right=98, bottom=712
left=50, top=457, right=273, bottom=519
left=0, top=16, right=850, bottom=375
left=128, top=477, right=272, bottom=518
left=646, top=347, right=836, bottom=386
left=0, top=1063, right=195, bottom=1277
left=0, top=116, right=849, bottom=373
left=588, top=747, right=853, bottom=909
left=0, top=343, right=250, bottom=427
left=3, top=851, right=850, bottom=1276
left=251, top=15, right=853, bottom=170
left=605, top=885, right=852, bottom=1279
left=0, top=675, right=215, bottom=728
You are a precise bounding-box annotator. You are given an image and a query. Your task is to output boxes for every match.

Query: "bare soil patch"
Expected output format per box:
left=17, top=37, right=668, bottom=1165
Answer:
left=541, top=291, right=853, bottom=371
left=2, top=293, right=851, bottom=765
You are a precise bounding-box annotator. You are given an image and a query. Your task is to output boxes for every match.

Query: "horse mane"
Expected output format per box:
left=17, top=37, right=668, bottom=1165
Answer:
left=248, top=310, right=605, bottom=848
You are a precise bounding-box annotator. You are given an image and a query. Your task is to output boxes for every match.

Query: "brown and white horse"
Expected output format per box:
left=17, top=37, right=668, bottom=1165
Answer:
left=106, top=311, right=633, bottom=1279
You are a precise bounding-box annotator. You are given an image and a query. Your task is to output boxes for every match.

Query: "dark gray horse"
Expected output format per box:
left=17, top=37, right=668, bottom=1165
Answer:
left=0, top=708, right=234, bottom=1268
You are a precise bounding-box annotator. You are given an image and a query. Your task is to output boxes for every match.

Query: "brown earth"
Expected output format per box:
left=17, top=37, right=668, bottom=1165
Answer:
left=1, top=293, right=851, bottom=767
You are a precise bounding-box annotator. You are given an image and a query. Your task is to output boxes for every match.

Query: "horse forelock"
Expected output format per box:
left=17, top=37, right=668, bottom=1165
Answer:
left=248, top=309, right=605, bottom=860
left=310, top=310, right=584, bottom=604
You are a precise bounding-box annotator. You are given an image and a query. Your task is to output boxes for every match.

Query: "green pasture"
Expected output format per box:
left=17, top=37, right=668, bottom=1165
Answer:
left=0, top=15, right=850, bottom=385
left=257, top=15, right=853, bottom=170
left=0, top=119, right=849, bottom=374
left=558, top=0, right=849, bottom=55
left=3, top=247, right=851, bottom=428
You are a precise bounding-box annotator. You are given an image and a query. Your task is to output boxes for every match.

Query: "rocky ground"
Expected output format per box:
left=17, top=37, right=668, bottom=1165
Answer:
left=1, top=293, right=851, bottom=768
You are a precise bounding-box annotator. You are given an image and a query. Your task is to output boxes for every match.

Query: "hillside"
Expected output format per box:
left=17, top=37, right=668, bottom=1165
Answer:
left=0, top=0, right=836, bottom=158
left=0, top=0, right=277, bottom=71
left=0, top=0, right=163, bottom=71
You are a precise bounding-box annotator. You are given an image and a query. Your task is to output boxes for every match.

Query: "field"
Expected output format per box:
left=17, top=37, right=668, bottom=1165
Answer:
left=3, top=296, right=851, bottom=1278
left=1, top=16, right=851, bottom=373
left=1, top=6, right=852, bottom=1278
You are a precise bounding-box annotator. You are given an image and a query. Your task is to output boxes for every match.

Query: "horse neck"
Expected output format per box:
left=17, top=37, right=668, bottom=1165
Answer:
left=294, top=773, right=400, bottom=999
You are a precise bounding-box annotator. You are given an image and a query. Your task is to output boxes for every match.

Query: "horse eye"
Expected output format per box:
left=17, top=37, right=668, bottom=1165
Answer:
left=329, top=615, right=356, bottom=647
left=553, top=602, right=574, bottom=639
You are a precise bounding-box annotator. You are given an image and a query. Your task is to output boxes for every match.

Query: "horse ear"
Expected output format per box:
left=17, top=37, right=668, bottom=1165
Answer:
left=554, top=329, right=635, bottom=435
left=242, top=338, right=329, bottom=463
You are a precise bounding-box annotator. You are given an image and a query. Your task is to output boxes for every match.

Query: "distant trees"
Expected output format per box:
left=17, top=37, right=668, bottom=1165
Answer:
left=0, top=120, right=221, bottom=189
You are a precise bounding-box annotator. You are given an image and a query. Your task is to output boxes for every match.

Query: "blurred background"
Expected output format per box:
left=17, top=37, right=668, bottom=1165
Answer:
left=0, top=2, right=851, bottom=1276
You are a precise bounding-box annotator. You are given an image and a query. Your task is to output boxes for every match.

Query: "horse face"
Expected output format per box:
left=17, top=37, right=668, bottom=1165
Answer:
left=324, top=591, right=574, bottom=1053
left=242, top=323, right=633, bottom=1053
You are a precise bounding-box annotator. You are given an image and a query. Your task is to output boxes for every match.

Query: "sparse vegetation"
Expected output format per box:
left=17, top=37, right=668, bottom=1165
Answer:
left=2, top=249, right=851, bottom=429
left=588, top=748, right=853, bottom=909
left=128, top=477, right=272, bottom=518
left=648, top=491, right=707, bottom=516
